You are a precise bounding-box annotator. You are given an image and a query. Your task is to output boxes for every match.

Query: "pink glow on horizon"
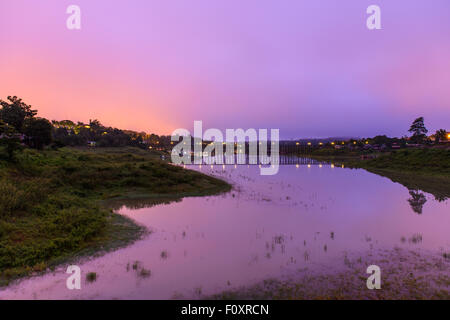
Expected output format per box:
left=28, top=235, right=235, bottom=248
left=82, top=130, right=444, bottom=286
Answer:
left=1, top=0, right=449, bottom=137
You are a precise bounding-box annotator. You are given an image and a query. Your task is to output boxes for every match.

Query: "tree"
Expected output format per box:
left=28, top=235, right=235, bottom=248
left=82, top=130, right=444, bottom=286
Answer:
left=89, top=119, right=102, bottom=130
left=0, top=120, right=23, bottom=161
left=408, top=117, right=428, bottom=144
left=23, top=117, right=53, bottom=149
left=0, top=96, right=37, bottom=133
left=434, top=129, right=447, bottom=144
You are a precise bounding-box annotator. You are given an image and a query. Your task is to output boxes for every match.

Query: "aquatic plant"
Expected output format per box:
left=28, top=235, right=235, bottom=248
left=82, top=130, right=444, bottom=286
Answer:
left=86, top=272, right=97, bottom=283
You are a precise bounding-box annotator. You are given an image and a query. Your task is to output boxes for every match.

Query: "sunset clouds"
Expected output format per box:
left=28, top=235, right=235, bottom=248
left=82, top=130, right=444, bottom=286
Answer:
left=1, top=0, right=449, bottom=138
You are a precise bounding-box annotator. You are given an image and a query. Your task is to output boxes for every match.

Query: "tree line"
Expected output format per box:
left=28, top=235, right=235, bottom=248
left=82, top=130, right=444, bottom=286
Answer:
left=0, top=96, right=170, bottom=161
left=0, top=96, right=447, bottom=161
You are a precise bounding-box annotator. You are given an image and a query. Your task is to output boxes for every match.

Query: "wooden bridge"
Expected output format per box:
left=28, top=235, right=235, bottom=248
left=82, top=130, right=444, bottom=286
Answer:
left=189, top=155, right=327, bottom=166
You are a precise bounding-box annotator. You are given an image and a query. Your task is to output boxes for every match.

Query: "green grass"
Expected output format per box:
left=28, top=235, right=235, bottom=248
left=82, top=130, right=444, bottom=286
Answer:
left=0, top=147, right=231, bottom=286
left=308, top=148, right=450, bottom=199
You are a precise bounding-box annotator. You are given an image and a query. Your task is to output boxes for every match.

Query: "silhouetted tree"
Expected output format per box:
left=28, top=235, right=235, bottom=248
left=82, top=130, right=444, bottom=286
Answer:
left=0, top=96, right=37, bottom=133
left=434, top=129, right=447, bottom=144
left=23, top=117, right=53, bottom=149
left=408, top=117, right=428, bottom=144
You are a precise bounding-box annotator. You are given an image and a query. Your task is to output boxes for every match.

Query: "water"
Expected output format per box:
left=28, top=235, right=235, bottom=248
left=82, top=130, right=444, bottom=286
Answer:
left=1, top=164, right=449, bottom=299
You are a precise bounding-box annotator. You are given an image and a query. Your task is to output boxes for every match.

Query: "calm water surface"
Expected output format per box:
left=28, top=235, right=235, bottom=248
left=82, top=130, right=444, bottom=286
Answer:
left=1, top=164, right=449, bottom=299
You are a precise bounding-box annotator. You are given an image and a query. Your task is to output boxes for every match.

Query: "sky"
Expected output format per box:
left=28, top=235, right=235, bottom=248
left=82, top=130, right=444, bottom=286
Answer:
left=0, top=0, right=449, bottom=139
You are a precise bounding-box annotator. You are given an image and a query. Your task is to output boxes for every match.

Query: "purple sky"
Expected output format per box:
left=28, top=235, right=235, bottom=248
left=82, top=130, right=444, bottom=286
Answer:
left=1, top=0, right=449, bottom=138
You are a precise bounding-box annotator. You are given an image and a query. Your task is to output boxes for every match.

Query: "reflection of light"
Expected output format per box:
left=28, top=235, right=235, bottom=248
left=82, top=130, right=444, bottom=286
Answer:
left=222, top=165, right=225, bottom=170
left=211, top=165, right=214, bottom=169
left=341, top=164, right=345, bottom=168
left=296, top=164, right=299, bottom=168
left=331, top=164, right=335, bottom=168
left=307, top=164, right=311, bottom=168
left=234, top=164, right=237, bottom=169
left=319, top=164, right=322, bottom=168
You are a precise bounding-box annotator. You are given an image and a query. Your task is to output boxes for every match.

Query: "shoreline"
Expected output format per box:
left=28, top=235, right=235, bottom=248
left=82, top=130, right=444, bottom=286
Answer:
left=305, top=149, right=450, bottom=199
left=0, top=147, right=231, bottom=287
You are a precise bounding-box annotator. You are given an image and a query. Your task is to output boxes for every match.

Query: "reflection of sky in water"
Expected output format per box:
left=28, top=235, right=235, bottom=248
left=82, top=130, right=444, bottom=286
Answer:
left=1, top=165, right=449, bottom=299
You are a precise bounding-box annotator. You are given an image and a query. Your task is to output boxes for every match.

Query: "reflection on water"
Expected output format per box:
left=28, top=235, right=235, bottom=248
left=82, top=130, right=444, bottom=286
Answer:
left=407, top=190, right=427, bottom=214
left=106, top=197, right=182, bottom=211
left=1, top=164, right=449, bottom=299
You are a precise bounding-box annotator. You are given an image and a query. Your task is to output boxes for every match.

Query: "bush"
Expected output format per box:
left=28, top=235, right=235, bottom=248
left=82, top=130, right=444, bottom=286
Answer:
left=0, top=180, right=20, bottom=217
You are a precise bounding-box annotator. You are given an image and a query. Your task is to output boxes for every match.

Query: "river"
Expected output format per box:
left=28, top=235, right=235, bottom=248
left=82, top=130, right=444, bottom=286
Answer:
left=1, top=163, right=449, bottom=299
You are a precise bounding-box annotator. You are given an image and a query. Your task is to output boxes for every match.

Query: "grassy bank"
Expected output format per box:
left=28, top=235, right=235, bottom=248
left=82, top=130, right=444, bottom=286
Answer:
left=0, top=147, right=231, bottom=286
left=307, top=148, right=450, bottom=199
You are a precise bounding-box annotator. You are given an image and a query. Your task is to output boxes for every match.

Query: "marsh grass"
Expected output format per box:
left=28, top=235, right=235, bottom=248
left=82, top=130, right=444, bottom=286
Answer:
left=139, top=268, right=151, bottom=278
left=0, top=147, right=231, bottom=286
left=209, top=249, right=450, bottom=300
left=86, top=272, right=97, bottom=283
left=160, top=251, right=168, bottom=260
